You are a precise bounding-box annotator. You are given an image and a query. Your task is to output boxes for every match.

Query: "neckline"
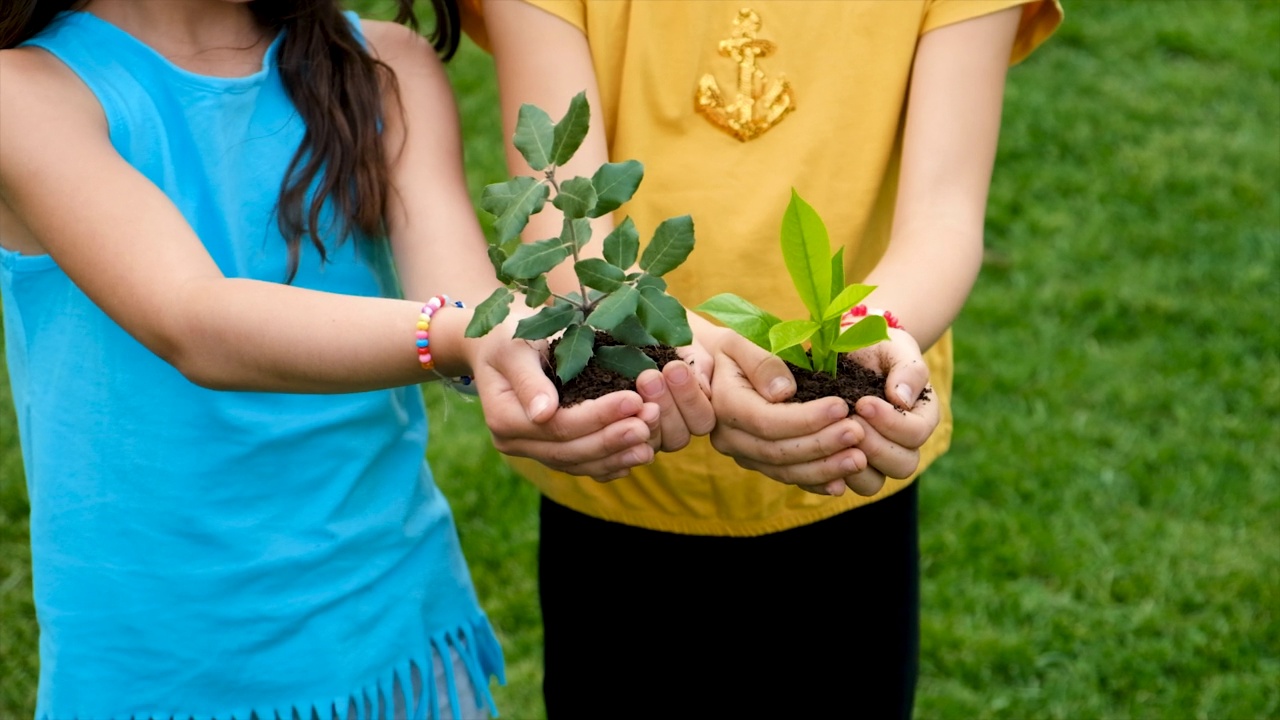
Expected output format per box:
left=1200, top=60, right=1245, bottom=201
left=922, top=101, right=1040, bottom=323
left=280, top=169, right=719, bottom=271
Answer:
left=70, top=9, right=283, bottom=88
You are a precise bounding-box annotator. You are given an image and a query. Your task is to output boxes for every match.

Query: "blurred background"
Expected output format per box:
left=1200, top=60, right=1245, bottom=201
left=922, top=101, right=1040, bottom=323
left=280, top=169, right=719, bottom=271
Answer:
left=1, top=1, right=1277, bottom=717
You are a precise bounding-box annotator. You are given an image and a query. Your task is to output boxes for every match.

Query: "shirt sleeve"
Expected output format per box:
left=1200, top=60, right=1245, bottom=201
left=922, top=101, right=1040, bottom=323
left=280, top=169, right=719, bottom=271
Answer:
left=922, top=0, right=1064, bottom=65
left=458, top=0, right=586, bottom=52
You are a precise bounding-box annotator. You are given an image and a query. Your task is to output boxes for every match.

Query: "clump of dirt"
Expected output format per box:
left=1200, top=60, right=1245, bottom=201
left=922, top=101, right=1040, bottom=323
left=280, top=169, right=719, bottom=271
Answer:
left=547, top=331, right=683, bottom=407
left=547, top=335, right=931, bottom=413
left=787, top=354, right=932, bottom=415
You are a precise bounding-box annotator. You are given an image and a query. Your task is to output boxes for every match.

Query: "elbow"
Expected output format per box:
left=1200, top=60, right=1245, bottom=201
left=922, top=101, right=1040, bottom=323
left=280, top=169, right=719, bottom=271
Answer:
left=151, top=335, right=239, bottom=391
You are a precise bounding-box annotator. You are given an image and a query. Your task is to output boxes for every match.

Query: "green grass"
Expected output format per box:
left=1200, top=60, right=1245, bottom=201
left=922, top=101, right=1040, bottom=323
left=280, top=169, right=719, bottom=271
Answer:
left=2, top=1, right=1278, bottom=718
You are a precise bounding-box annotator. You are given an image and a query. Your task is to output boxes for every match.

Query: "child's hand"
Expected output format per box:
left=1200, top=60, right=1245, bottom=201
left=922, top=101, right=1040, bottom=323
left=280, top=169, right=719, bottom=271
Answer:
left=633, top=340, right=716, bottom=454
left=706, top=331, right=869, bottom=494
left=465, top=312, right=660, bottom=482
left=839, top=328, right=938, bottom=495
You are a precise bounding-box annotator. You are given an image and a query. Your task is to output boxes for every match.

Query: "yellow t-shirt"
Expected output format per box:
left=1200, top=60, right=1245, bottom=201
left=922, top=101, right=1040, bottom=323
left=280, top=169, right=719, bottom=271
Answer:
left=466, top=0, right=1061, bottom=536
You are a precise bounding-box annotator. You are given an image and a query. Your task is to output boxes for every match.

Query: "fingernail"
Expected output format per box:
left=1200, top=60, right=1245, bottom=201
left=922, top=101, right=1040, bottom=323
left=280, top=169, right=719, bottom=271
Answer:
left=618, top=394, right=642, bottom=415
left=841, top=430, right=859, bottom=446
left=841, top=456, right=860, bottom=473
left=895, top=384, right=914, bottom=406
left=768, top=377, right=791, bottom=400
left=829, top=403, right=850, bottom=421
left=528, top=394, right=550, bottom=420
left=857, top=402, right=875, bottom=419
left=668, top=362, right=690, bottom=385
left=623, top=428, right=644, bottom=445
left=640, top=376, right=665, bottom=397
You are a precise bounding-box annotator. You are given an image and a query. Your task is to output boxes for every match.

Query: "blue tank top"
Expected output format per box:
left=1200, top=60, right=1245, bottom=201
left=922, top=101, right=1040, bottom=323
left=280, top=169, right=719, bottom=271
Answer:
left=2, top=11, right=503, bottom=719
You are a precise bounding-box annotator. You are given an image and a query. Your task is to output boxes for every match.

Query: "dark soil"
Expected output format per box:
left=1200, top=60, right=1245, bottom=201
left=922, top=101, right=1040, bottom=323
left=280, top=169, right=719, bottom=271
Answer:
left=547, top=333, right=932, bottom=413
left=787, top=353, right=932, bottom=416
left=548, top=331, right=683, bottom=407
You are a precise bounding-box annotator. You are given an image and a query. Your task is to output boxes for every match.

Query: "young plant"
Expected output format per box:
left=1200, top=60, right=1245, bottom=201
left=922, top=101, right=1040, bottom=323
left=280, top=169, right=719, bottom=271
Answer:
left=696, top=190, right=890, bottom=376
left=464, top=92, right=695, bottom=384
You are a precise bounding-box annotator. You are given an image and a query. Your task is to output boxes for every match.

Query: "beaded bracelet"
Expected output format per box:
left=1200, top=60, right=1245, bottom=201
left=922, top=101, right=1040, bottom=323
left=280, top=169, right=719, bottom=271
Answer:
left=415, top=295, right=476, bottom=392
left=840, top=304, right=905, bottom=331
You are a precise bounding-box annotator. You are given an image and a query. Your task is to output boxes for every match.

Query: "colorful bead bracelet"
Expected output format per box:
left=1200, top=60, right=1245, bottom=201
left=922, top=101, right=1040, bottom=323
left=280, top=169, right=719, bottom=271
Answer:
left=416, top=295, right=475, bottom=392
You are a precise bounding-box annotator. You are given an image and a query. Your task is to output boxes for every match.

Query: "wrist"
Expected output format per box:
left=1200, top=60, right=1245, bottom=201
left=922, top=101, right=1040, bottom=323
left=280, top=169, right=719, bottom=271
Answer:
left=412, top=297, right=476, bottom=387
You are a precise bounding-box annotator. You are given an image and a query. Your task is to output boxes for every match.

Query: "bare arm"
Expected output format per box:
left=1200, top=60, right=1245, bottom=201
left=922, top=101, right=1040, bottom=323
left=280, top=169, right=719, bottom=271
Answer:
left=861, top=6, right=1023, bottom=351
left=0, top=42, right=465, bottom=394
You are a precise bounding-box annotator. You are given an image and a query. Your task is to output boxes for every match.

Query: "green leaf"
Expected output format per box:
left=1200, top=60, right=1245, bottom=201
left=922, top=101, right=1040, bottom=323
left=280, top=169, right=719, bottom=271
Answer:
left=636, top=286, right=692, bottom=346
left=589, top=160, right=644, bottom=218
left=830, top=247, right=846, bottom=299
left=694, top=293, right=780, bottom=349
left=823, top=283, right=876, bottom=321
left=561, top=216, right=591, bottom=251
left=780, top=189, right=832, bottom=321
left=586, top=284, right=639, bottom=331
left=603, top=216, right=640, bottom=269
left=831, top=315, right=890, bottom=353
left=575, top=258, right=626, bottom=293
left=550, top=91, right=591, bottom=167
left=554, top=323, right=595, bottom=383
left=769, top=319, right=820, bottom=355
left=639, top=215, right=695, bottom=277
left=464, top=287, right=514, bottom=338
left=514, top=303, right=578, bottom=340
left=608, top=314, right=658, bottom=346
left=524, top=275, right=552, bottom=307
left=487, top=245, right=512, bottom=285
left=480, top=177, right=550, bottom=244
left=779, top=345, right=811, bottom=370
left=513, top=103, right=555, bottom=171
left=634, top=273, right=667, bottom=292
left=594, top=345, right=659, bottom=380
left=502, top=236, right=571, bottom=280
left=552, top=176, right=597, bottom=219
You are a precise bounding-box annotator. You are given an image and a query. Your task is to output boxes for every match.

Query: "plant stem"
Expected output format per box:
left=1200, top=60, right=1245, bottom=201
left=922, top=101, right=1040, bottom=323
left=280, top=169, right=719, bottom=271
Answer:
left=546, top=167, right=590, bottom=309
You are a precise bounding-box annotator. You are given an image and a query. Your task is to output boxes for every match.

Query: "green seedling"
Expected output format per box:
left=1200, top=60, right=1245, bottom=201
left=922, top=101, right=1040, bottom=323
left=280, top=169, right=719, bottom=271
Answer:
left=697, top=190, right=890, bottom=375
left=465, top=93, right=696, bottom=384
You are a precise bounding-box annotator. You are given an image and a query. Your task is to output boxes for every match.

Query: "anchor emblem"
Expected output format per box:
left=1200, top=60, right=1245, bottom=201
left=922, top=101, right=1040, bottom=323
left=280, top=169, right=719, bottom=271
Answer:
left=695, top=8, right=796, bottom=142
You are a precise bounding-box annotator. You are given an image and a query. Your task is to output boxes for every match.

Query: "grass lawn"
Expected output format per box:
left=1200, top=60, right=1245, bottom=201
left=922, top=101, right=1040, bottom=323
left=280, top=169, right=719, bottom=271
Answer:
left=2, top=1, right=1277, bottom=717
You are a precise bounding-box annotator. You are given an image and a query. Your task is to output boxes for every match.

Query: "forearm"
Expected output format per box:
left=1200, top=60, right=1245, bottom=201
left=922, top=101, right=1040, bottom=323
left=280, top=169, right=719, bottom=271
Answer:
left=859, top=6, right=1021, bottom=350
left=169, top=278, right=473, bottom=393
left=859, top=221, right=983, bottom=351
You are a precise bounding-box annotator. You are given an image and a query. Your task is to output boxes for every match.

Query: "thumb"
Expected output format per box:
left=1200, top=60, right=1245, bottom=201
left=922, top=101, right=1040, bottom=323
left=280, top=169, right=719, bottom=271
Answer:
left=496, top=341, right=559, bottom=423
left=721, top=333, right=795, bottom=403
left=879, top=337, right=929, bottom=410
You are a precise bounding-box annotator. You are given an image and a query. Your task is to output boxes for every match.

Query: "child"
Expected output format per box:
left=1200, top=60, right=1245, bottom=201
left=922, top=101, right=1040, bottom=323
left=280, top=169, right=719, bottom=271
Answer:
left=0, top=0, right=665, bottom=716
left=469, top=0, right=1062, bottom=716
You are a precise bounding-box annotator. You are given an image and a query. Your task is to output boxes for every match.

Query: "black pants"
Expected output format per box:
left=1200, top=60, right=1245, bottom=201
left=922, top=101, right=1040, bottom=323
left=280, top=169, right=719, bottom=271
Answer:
left=539, top=482, right=920, bottom=719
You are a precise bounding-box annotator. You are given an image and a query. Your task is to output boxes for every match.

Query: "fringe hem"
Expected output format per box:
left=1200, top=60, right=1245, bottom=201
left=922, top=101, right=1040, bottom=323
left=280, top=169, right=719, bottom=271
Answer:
left=39, top=614, right=506, bottom=720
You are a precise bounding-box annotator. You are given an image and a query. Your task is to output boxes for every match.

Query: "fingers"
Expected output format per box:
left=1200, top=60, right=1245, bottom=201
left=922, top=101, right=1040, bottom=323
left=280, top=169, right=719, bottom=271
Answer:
left=853, top=391, right=938, bottom=451
left=716, top=378, right=851, bottom=441
left=843, top=467, right=888, bottom=497
left=499, top=413, right=657, bottom=481
left=484, top=339, right=559, bottom=423
left=849, top=413, right=922, bottom=481
left=636, top=368, right=687, bottom=453
left=718, top=332, right=795, bottom=402
left=848, top=328, right=929, bottom=410
left=480, top=379, right=658, bottom=478
left=711, top=416, right=864, bottom=469
left=730, top=442, right=871, bottom=495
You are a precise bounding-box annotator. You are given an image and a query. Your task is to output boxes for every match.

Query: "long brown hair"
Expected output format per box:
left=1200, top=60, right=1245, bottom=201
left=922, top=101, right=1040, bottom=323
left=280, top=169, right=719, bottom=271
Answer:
left=1, top=0, right=461, bottom=281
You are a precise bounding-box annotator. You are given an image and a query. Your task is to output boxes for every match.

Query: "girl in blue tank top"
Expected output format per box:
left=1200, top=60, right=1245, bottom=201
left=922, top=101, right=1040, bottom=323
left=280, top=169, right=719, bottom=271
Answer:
left=0, top=1, right=673, bottom=717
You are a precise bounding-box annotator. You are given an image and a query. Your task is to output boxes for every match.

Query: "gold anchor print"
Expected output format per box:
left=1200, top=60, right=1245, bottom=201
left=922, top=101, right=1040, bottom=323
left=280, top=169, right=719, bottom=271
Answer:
left=695, top=8, right=795, bottom=142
